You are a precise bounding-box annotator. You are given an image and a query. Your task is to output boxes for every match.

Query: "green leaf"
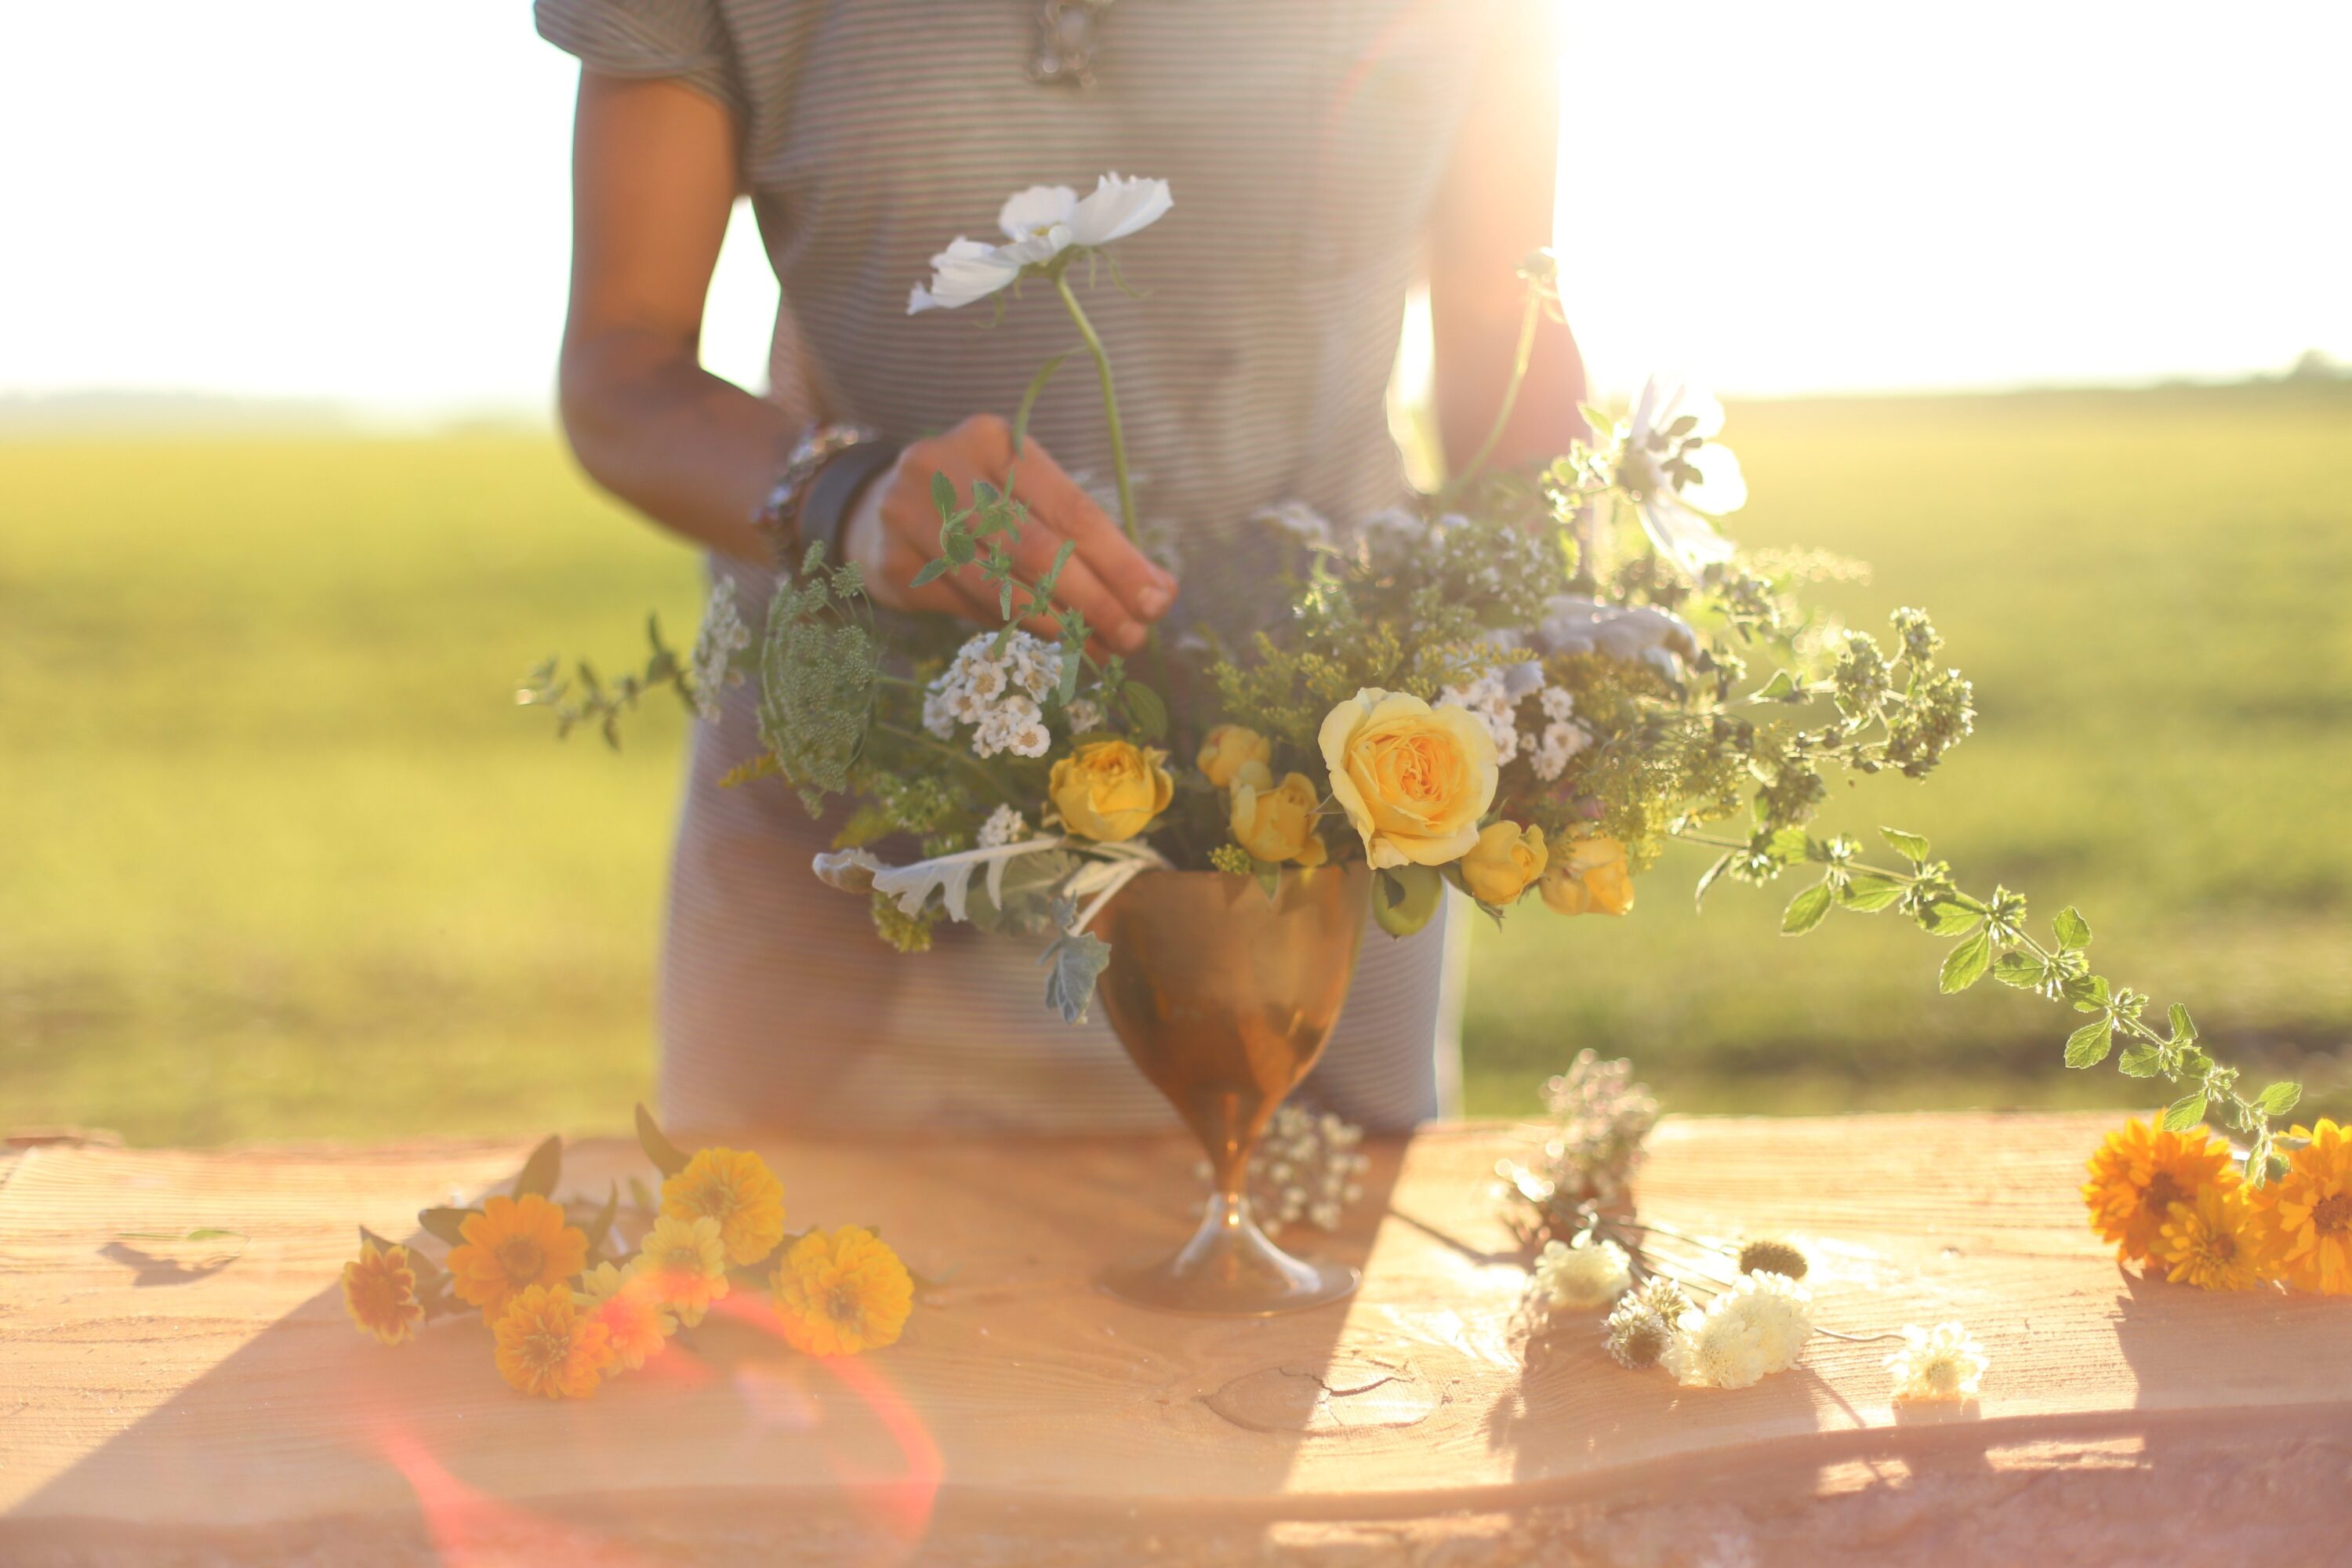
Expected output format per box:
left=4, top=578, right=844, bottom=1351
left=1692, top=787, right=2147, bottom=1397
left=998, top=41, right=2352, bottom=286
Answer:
left=635, top=1103, right=690, bottom=1180
left=512, top=1135, right=562, bottom=1200
left=1837, top=873, right=1904, bottom=912
left=1692, top=851, right=1733, bottom=910
left=1918, top=900, right=1979, bottom=937
left=1120, top=681, right=1170, bottom=741
left=1372, top=865, right=1444, bottom=938
left=1251, top=857, right=1282, bottom=906
left=909, top=555, right=952, bottom=588
left=1938, top=926, right=1991, bottom=992
left=1754, top=669, right=1802, bottom=702
left=581, top=1181, right=621, bottom=1259
left=942, top=529, right=976, bottom=568
left=2052, top=906, right=2092, bottom=952
left=929, top=469, right=957, bottom=520
left=1780, top=880, right=1833, bottom=935
left=1880, top=826, right=1932, bottom=862
left=1011, top=350, right=1073, bottom=456
left=418, top=1207, right=477, bottom=1246
left=2063, top=1017, right=2113, bottom=1069
left=2255, top=1081, right=2303, bottom=1116
left=2117, top=1042, right=2165, bottom=1078
left=2167, top=1002, right=2198, bottom=1046
left=2160, top=1091, right=2209, bottom=1133
left=1991, top=950, right=2045, bottom=989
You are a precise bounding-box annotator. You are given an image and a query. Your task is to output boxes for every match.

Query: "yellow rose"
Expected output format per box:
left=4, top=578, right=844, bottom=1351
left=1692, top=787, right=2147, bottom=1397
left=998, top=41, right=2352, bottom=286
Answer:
left=1460, top=821, right=1548, bottom=906
left=1540, top=835, right=1635, bottom=916
left=1229, top=764, right=1329, bottom=866
left=1196, top=724, right=1272, bottom=788
left=1317, top=688, right=1498, bottom=868
left=1048, top=739, right=1174, bottom=842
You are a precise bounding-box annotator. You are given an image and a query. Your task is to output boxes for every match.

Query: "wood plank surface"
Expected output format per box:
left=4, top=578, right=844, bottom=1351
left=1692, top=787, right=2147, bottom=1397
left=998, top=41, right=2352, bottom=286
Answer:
left=2, top=1113, right=2348, bottom=1565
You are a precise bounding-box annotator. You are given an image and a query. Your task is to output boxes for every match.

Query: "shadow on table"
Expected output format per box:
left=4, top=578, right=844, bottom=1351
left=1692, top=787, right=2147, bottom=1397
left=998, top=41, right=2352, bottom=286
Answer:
left=6, top=1133, right=1403, bottom=1564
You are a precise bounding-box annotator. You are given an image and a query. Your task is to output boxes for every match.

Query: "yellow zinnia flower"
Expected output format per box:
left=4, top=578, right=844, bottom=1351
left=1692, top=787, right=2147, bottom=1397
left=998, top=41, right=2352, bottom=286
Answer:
left=493, top=1283, right=612, bottom=1399
left=446, top=1193, right=589, bottom=1319
left=662, top=1146, right=787, bottom=1267
left=577, top=1260, right=677, bottom=1372
left=1048, top=739, right=1174, bottom=841
left=342, top=1239, right=425, bottom=1346
left=770, top=1225, right=914, bottom=1357
left=631, top=1214, right=731, bottom=1327
left=2152, top=1178, right=2273, bottom=1291
left=2081, top=1118, right=2231, bottom=1264
left=1196, top=724, right=1272, bottom=789
left=1539, top=834, right=1635, bottom=917
left=2252, top=1119, right=2352, bottom=1295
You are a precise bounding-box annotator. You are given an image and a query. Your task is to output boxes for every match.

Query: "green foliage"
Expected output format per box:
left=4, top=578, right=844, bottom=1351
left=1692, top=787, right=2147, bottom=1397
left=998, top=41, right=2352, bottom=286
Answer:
left=517, top=613, right=691, bottom=748
left=870, top=888, right=941, bottom=953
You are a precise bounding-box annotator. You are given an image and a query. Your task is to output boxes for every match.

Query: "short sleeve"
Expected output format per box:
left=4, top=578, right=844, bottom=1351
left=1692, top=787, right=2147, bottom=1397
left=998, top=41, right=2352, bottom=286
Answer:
left=535, top=0, right=746, bottom=119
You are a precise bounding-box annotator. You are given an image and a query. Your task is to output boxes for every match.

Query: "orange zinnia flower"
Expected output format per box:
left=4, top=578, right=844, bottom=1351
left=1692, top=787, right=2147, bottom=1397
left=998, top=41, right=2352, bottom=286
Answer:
left=2252, top=1119, right=2352, bottom=1295
left=662, top=1148, right=787, bottom=1267
left=2152, top=1178, right=2274, bottom=1291
left=771, top=1225, right=913, bottom=1357
left=447, top=1194, right=588, bottom=1319
left=343, top=1239, right=426, bottom=1345
left=630, top=1214, right=731, bottom=1327
left=493, top=1283, right=612, bottom=1399
left=2082, top=1118, right=2230, bottom=1263
left=577, top=1261, right=675, bottom=1373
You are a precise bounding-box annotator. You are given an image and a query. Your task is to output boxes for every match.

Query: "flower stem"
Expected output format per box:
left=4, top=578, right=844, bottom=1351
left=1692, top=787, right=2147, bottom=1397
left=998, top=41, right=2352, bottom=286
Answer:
left=1054, top=272, right=1139, bottom=544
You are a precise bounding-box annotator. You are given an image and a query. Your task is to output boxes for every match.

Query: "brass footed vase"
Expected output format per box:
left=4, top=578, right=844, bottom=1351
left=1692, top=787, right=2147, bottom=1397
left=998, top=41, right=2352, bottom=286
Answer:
left=1094, top=865, right=1369, bottom=1315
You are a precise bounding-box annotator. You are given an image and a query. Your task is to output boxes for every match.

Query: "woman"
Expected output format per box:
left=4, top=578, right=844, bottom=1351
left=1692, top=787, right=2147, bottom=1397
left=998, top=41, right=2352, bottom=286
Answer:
left=538, top=0, right=1587, bottom=1134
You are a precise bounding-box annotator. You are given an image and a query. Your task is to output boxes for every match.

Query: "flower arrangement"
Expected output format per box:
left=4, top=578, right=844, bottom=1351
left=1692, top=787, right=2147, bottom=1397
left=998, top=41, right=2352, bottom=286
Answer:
left=340, top=1109, right=915, bottom=1396
left=527, top=172, right=2303, bottom=1168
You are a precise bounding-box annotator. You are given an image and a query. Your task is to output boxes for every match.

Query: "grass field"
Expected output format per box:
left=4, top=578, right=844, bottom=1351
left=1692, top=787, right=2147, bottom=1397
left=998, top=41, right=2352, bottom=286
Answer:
left=5, top=383, right=2349, bottom=1145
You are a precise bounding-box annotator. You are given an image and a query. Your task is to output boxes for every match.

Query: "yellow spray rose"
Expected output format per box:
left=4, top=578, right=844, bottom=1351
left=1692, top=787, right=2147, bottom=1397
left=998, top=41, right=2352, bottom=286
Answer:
left=1317, top=688, right=1498, bottom=868
left=1048, top=739, right=1174, bottom=842
left=1229, top=762, right=1329, bottom=866
left=1460, top=821, right=1548, bottom=906
left=1541, top=835, right=1635, bottom=916
left=1196, top=724, right=1272, bottom=788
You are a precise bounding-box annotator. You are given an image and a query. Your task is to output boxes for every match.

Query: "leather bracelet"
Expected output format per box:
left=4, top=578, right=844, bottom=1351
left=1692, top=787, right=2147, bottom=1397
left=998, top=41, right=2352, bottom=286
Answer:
left=753, top=423, right=877, bottom=566
left=798, top=441, right=903, bottom=572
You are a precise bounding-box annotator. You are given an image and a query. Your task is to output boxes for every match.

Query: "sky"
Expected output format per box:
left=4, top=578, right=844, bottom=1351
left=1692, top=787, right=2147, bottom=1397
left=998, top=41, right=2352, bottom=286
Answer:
left=1, top=2, right=2343, bottom=421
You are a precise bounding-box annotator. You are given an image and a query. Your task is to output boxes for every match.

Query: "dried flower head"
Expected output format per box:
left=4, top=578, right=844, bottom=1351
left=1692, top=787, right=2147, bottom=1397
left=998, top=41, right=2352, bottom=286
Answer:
left=1531, top=1235, right=1633, bottom=1312
left=1662, top=1270, right=1814, bottom=1388
left=1504, top=1052, right=1660, bottom=1248
left=1737, top=1238, right=1809, bottom=1281
left=1885, top=1321, right=1988, bottom=1403
left=1602, top=1276, right=1691, bottom=1370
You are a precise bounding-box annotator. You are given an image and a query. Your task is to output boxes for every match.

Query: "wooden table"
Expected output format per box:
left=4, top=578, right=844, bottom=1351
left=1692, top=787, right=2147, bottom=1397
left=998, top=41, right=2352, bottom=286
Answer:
left=3, top=1113, right=2348, bottom=1566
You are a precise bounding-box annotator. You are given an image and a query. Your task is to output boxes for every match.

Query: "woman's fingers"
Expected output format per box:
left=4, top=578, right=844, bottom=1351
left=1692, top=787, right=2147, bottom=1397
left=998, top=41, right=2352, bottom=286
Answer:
left=1001, top=436, right=1177, bottom=627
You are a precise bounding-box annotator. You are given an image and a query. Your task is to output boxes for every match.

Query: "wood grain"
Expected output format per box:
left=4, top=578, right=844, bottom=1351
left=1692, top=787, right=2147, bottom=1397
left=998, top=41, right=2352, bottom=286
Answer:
left=2, top=1114, right=2347, bottom=1564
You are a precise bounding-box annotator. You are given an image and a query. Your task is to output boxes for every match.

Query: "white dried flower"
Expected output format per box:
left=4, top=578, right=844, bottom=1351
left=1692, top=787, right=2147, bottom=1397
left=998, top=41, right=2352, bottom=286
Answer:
left=1531, top=1236, right=1632, bottom=1312
left=1885, top=1322, right=1987, bottom=1403
left=978, top=804, right=1029, bottom=849
left=1540, top=685, right=1577, bottom=723
left=1663, top=1270, right=1814, bottom=1388
left=1531, top=720, right=1590, bottom=782
left=1438, top=669, right=1523, bottom=766
left=688, top=581, right=752, bottom=722
left=1226, top=1105, right=1369, bottom=1234
left=1613, top=373, right=1746, bottom=576
left=1064, top=697, right=1105, bottom=734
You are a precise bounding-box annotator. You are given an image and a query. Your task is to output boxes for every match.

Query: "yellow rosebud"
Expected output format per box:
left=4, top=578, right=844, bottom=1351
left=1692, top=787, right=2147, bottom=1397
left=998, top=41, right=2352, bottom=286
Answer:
left=1196, top=724, right=1273, bottom=788
left=1460, top=821, right=1548, bottom=906
left=1229, top=767, right=1328, bottom=866
left=1048, top=739, right=1174, bottom=842
left=1540, top=834, right=1635, bottom=916
left=1316, top=688, right=1498, bottom=869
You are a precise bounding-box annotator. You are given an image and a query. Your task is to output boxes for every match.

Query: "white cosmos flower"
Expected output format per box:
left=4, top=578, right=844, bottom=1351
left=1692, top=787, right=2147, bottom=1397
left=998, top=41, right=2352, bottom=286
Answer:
left=908, top=173, right=1174, bottom=313
left=1615, top=373, right=1748, bottom=577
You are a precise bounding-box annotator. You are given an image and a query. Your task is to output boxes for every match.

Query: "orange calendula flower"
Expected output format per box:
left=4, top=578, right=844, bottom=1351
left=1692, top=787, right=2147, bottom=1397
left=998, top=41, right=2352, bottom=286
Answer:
left=493, top=1283, right=613, bottom=1399
left=2082, top=1117, right=2231, bottom=1263
left=447, top=1193, right=589, bottom=1319
left=577, top=1261, right=676, bottom=1373
left=2252, top=1119, right=2352, bottom=1295
left=343, top=1239, right=426, bottom=1345
left=771, top=1225, right=914, bottom=1357
left=631, top=1214, right=731, bottom=1327
left=2152, top=1178, right=2274, bottom=1291
left=662, top=1147, right=787, bottom=1268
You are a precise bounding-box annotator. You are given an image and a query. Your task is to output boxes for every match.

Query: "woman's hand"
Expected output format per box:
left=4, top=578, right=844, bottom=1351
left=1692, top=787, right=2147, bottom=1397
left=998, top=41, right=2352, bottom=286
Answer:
left=844, top=413, right=1175, bottom=655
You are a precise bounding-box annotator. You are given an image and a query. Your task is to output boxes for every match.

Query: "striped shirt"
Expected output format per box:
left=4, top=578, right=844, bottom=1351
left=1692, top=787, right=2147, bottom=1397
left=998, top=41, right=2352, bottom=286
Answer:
left=537, top=0, right=1504, bottom=1133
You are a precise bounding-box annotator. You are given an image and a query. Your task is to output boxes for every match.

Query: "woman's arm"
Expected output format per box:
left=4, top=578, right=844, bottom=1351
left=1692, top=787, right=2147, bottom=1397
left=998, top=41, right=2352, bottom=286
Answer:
left=557, top=71, right=1172, bottom=650
left=1425, top=6, right=1588, bottom=475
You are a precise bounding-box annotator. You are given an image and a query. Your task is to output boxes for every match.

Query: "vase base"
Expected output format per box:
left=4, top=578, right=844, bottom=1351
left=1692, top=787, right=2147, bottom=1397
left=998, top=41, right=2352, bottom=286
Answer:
left=1100, top=1217, right=1360, bottom=1316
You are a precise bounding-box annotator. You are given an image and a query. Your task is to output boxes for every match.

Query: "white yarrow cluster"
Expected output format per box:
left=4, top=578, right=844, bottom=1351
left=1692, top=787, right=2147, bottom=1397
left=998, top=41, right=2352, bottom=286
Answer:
left=1885, top=1322, right=1987, bottom=1403
left=921, top=631, right=1062, bottom=758
left=1439, top=667, right=1528, bottom=766
left=1531, top=1235, right=1632, bottom=1312
left=1661, top=1270, right=1815, bottom=1389
left=977, top=804, right=1029, bottom=849
left=1530, top=684, right=1591, bottom=783
left=688, top=581, right=753, bottom=722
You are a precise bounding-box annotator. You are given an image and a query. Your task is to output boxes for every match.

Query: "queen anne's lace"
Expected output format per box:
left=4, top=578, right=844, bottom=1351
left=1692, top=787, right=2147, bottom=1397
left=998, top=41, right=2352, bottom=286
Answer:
left=922, top=632, right=1062, bottom=758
